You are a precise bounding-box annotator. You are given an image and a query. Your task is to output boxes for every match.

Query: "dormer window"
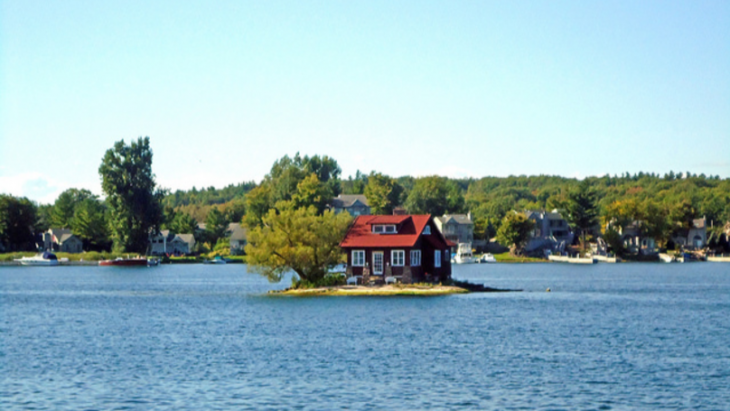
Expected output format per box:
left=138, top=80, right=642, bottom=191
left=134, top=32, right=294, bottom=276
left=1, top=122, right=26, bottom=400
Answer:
left=372, top=224, right=397, bottom=234
left=423, top=226, right=431, bottom=235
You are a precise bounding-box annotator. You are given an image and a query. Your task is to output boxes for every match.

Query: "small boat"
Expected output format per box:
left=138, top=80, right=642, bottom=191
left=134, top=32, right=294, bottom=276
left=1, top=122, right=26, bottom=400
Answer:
left=147, top=258, right=160, bottom=266
left=14, top=252, right=60, bottom=266
left=203, top=256, right=227, bottom=264
left=99, top=257, right=149, bottom=266
left=659, top=253, right=675, bottom=263
left=480, top=253, right=496, bottom=263
left=452, top=243, right=476, bottom=264
left=568, top=257, right=597, bottom=264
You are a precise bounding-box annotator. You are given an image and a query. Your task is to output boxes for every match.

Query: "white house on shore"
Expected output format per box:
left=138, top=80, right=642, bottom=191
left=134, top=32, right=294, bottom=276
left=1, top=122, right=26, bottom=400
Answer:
left=149, top=230, right=196, bottom=255
left=41, top=228, right=83, bottom=253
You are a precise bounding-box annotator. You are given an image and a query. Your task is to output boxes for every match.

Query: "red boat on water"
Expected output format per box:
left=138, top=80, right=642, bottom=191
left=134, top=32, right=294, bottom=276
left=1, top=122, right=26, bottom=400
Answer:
left=99, top=257, right=149, bottom=267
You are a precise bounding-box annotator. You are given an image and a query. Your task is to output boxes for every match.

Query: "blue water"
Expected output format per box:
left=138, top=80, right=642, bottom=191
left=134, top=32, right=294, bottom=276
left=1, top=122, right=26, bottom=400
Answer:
left=1, top=263, right=729, bottom=410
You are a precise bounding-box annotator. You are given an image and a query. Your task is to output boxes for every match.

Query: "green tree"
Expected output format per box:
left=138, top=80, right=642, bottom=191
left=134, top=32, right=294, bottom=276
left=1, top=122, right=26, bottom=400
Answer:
left=99, top=137, right=165, bottom=253
left=70, top=197, right=111, bottom=251
left=669, top=200, right=696, bottom=238
left=364, top=173, right=403, bottom=215
left=170, top=213, right=199, bottom=234
left=52, top=188, right=95, bottom=228
left=245, top=203, right=352, bottom=283
left=404, top=176, right=464, bottom=216
left=564, top=181, right=599, bottom=252
left=496, top=212, right=534, bottom=255
left=205, top=207, right=229, bottom=246
left=0, top=195, right=38, bottom=251
left=291, top=173, right=332, bottom=213
left=244, top=184, right=273, bottom=228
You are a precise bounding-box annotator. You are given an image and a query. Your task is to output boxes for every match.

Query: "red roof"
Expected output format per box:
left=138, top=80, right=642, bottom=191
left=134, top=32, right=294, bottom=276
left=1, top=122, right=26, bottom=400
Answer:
left=340, top=214, right=448, bottom=248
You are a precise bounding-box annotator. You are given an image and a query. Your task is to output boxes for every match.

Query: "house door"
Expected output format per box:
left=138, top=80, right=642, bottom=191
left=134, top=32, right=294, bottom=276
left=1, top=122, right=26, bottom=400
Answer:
left=372, top=252, right=384, bottom=275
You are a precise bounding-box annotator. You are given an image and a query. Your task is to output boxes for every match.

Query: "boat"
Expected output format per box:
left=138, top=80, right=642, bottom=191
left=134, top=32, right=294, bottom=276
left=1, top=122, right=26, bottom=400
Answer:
left=203, top=256, right=227, bottom=264
left=147, top=258, right=160, bottom=266
left=548, top=255, right=596, bottom=264
left=568, top=257, right=597, bottom=264
left=480, top=253, right=496, bottom=263
left=14, top=252, right=60, bottom=266
left=99, top=257, right=149, bottom=266
left=659, top=253, right=675, bottom=263
left=708, top=255, right=730, bottom=262
left=452, top=243, right=476, bottom=264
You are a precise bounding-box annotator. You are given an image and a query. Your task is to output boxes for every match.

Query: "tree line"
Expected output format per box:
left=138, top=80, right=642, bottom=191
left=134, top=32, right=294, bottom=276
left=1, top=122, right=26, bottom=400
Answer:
left=2, top=145, right=729, bottom=257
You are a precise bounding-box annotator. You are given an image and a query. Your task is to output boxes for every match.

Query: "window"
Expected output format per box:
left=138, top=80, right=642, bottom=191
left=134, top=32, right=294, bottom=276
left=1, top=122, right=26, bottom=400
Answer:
left=423, top=226, right=431, bottom=235
left=352, top=250, right=365, bottom=267
left=391, top=250, right=405, bottom=266
left=372, top=225, right=397, bottom=234
left=410, top=250, right=421, bottom=266
left=435, top=250, right=441, bottom=267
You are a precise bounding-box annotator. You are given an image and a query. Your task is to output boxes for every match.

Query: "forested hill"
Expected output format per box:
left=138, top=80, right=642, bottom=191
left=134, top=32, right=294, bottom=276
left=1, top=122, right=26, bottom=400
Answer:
left=162, top=182, right=256, bottom=223
left=167, top=171, right=729, bottom=228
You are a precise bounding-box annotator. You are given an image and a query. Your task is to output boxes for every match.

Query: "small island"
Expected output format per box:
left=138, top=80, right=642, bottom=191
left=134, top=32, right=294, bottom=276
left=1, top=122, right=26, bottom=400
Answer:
left=271, top=283, right=469, bottom=296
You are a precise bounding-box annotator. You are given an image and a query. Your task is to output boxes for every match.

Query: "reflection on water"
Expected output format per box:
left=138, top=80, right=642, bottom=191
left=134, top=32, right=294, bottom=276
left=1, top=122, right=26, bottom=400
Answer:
left=1, top=263, right=729, bottom=409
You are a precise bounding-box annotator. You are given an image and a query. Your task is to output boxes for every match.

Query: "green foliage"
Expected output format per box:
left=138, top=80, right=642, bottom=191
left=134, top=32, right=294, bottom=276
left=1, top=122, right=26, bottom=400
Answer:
left=291, top=173, right=332, bottom=213
left=205, top=208, right=229, bottom=246
left=70, top=197, right=111, bottom=251
left=496, top=212, right=535, bottom=255
left=291, top=273, right=346, bottom=289
left=404, top=176, right=465, bottom=216
left=52, top=189, right=95, bottom=228
left=0, top=195, right=38, bottom=251
left=245, top=154, right=342, bottom=228
left=245, top=203, right=352, bottom=283
left=564, top=181, right=599, bottom=251
left=163, top=181, right=256, bottom=208
left=364, top=172, right=404, bottom=215
left=341, top=170, right=368, bottom=194
left=99, top=137, right=165, bottom=253
left=169, top=212, right=198, bottom=234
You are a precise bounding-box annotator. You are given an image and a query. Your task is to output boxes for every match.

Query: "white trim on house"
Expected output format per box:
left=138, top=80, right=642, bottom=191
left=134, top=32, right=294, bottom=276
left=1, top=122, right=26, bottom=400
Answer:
left=410, top=250, right=421, bottom=266
left=372, top=225, right=397, bottom=234
left=391, top=250, right=405, bottom=267
left=352, top=250, right=365, bottom=267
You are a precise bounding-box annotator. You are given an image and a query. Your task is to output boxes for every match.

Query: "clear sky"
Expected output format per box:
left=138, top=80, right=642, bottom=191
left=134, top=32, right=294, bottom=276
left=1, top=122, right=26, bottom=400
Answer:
left=1, top=0, right=728, bottom=203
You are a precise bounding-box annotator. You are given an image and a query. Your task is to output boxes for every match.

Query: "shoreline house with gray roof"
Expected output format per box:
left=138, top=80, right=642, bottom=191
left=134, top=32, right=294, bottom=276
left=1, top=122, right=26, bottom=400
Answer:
left=672, top=217, right=707, bottom=249
left=228, top=223, right=247, bottom=255
left=149, top=230, right=196, bottom=256
left=524, top=210, right=574, bottom=254
left=329, top=194, right=370, bottom=216
left=434, top=213, right=474, bottom=251
left=42, top=228, right=83, bottom=253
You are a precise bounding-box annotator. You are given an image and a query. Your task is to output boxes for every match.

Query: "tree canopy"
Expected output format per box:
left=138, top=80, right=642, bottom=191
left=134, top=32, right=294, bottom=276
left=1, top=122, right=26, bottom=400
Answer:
left=0, top=195, right=38, bottom=251
left=496, top=212, right=534, bottom=255
left=245, top=203, right=352, bottom=283
left=364, top=173, right=403, bottom=215
left=404, top=176, right=464, bottom=216
left=99, top=137, right=164, bottom=253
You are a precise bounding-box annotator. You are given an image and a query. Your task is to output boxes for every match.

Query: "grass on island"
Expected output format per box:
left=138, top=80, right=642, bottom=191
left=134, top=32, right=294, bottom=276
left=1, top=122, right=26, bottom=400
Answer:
left=271, top=283, right=470, bottom=297
left=492, top=252, right=547, bottom=263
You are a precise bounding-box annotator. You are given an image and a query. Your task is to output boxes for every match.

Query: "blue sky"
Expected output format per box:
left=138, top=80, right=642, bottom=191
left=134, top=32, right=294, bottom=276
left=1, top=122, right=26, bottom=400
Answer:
left=1, top=0, right=728, bottom=203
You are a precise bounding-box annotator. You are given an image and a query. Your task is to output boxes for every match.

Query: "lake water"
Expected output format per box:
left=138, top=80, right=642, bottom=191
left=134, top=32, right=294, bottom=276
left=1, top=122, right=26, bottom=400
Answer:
left=1, top=263, right=729, bottom=410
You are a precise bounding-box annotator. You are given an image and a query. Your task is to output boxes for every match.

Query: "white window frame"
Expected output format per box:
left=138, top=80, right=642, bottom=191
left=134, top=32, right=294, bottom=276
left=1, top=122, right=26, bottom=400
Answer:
left=373, top=251, right=384, bottom=274
left=410, top=250, right=421, bottom=267
left=423, top=225, right=431, bottom=235
left=351, top=250, right=365, bottom=267
left=372, top=224, right=397, bottom=234
left=391, top=250, right=405, bottom=267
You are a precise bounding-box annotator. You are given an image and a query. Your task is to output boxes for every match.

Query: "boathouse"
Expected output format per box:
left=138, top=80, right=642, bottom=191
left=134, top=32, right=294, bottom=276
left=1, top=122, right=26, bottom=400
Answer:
left=340, top=215, right=452, bottom=283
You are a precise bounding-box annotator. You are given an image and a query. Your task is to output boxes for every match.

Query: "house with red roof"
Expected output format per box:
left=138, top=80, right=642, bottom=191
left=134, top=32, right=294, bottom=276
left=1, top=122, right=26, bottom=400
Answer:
left=340, top=214, right=452, bottom=283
